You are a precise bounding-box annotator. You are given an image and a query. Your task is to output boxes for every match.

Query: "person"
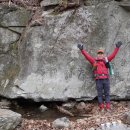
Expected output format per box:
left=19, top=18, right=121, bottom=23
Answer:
left=77, top=42, right=122, bottom=112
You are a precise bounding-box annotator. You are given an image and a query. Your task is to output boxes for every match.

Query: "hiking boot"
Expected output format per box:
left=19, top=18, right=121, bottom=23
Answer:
left=106, top=103, right=111, bottom=112
left=99, top=103, right=104, bottom=113
left=99, top=103, right=104, bottom=109
left=106, top=102, right=110, bottom=109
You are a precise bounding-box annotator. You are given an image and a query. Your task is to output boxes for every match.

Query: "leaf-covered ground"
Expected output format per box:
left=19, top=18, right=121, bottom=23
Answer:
left=16, top=101, right=130, bottom=130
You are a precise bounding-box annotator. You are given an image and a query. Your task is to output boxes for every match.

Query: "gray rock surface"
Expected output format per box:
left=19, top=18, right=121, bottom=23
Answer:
left=0, top=109, right=22, bottom=130
left=97, top=122, right=130, bottom=130
left=0, top=27, right=19, bottom=44
left=0, top=5, right=29, bottom=99
left=39, top=105, right=48, bottom=112
left=0, top=2, right=130, bottom=101
left=84, top=0, right=113, bottom=5
left=62, top=102, right=75, bottom=109
left=123, top=112, right=130, bottom=125
left=0, top=6, right=31, bottom=27
left=0, top=99, right=11, bottom=109
left=52, top=117, right=70, bottom=129
left=118, top=1, right=130, bottom=12
left=40, top=0, right=59, bottom=7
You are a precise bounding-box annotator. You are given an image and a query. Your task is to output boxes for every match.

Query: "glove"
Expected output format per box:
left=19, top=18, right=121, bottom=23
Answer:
left=116, top=41, right=122, bottom=48
left=77, top=44, right=83, bottom=50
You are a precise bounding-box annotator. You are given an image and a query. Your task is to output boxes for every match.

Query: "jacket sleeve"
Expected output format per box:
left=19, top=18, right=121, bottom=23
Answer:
left=107, top=47, right=119, bottom=62
left=81, top=50, right=95, bottom=65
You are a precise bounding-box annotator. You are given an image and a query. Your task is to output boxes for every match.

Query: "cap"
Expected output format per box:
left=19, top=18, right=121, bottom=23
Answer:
left=97, top=49, right=104, bottom=54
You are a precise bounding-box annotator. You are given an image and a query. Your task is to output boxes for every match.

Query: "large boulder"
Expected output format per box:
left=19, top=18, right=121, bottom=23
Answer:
left=0, top=5, right=30, bottom=99
left=0, top=109, right=22, bottom=130
left=0, top=1, right=130, bottom=101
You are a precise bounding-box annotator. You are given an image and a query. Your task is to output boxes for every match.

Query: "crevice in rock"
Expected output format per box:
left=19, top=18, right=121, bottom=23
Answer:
left=0, top=95, right=130, bottom=108
left=0, top=25, right=26, bottom=35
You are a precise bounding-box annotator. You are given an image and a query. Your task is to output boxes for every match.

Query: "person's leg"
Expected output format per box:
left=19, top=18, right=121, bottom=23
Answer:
left=103, top=79, right=110, bottom=110
left=96, top=79, right=104, bottom=110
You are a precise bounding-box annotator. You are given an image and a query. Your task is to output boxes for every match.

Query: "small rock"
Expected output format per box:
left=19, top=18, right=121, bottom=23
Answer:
left=96, top=118, right=100, bottom=124
left=98, top=122, right=130, bottom=130
left=76, top=119, right=86, bottom=125
left=39, top=105, right=48, bottom=112
left=0, top=109, right=22, bottom=130
left=89, top=127, right=95, bottom=130
left=40, top=0, right=59, bottom=7
left=0, top=99, right=11, bottom=109
left=76, top=102, right=86, bottom=111
left=52, top=117, right=70, bottom=129
left=62, top=102, right=75, bottom=109
left=123, top=112, right=130, bottom=125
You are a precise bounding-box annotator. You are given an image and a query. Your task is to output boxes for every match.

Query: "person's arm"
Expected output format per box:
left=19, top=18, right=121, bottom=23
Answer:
left=81, top=50, right=95, bottom=65
left=77, top=44, right=95, bottom=65
left=107, top=41, right=122, bottom=62
left=107, top=48, right=119, bottom=62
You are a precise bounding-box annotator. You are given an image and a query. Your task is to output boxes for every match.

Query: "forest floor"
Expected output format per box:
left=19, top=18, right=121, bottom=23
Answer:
left=15, top=101, right=130, bottom=130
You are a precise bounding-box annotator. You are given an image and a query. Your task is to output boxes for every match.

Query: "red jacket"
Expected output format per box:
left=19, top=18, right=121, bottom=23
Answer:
left=81, top=47, right=119, bottom=79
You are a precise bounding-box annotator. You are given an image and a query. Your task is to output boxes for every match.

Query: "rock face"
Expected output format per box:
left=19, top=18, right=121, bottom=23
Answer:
left=0, top=109, right=22, bottom=130
left=0, top=5, right=31, bottom=99
left=0, top=1, right=130, bottom=101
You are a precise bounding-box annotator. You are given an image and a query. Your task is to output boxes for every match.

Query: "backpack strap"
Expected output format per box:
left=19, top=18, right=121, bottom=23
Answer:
left=92, top=58, right=108, bottom=71
left=105, top=57, right=110, bottom=68
left=92, top=58, right=98, bottom=71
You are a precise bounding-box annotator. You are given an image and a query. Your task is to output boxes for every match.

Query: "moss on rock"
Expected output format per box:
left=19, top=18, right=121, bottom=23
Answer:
left=0, top=5, right=31, bottom=27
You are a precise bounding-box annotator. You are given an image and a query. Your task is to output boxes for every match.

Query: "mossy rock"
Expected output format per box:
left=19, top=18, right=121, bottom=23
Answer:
left=0, top=27, right=20, bottom=45
left=4, top=65, right=20, bottom=81
left=0, top=6, right=31, bottom=27
left=9, top=42, right=19, bottom=56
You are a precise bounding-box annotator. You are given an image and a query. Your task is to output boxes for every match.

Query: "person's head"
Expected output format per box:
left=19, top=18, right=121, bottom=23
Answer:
left=97, top=48, right=104, bottom=59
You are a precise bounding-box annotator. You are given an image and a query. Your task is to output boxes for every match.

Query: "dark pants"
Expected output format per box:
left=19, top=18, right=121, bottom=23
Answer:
left=96, top=79, right=110, bottom=104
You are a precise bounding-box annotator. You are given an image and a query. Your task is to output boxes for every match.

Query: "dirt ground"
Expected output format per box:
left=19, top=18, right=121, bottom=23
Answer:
left=16, top=101, right=130, bottom=130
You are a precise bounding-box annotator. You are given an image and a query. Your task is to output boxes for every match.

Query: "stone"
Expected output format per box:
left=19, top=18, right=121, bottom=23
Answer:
left=62, top=102, right=75, bottom=109
left=8, top=2, right=130, bottom=100
left=0, top=5, right=31, bottom=27
left=97, top=122, right=130, bottom=130
left=89, top=128, right=95, bottom=130
left=118, top=1, right=130, bottom=11
left=76, top=102, right=86, bottom=111
left=8, top=27, right=24, bottom=34
left=52, top=117, right=70, bottom=129
left=0, top=27, right=20, bottom=46
left=0, top=99, right=11, bottom=109
left=84, top=0, right=113, bottom=6
left=0, top=1, right=130, bottom=101
left=0, top=109, right=22, bottom=130
left=40, top=0, right=59, bottom=7
left=123, top=112, right=130, bottom=125
left=76, top=119, right=86, bottom=124
left=39, top=105, right=48, bottom=112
